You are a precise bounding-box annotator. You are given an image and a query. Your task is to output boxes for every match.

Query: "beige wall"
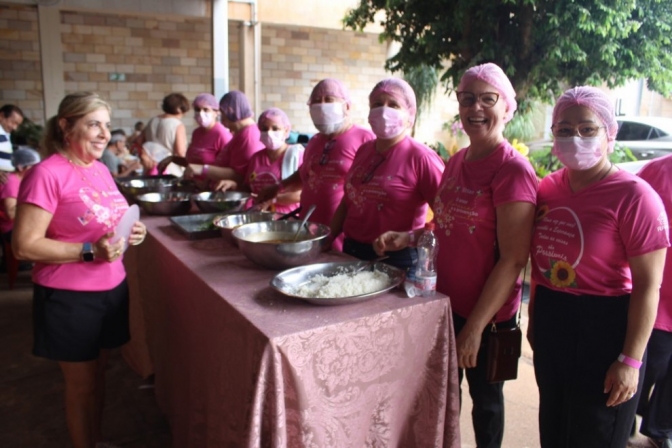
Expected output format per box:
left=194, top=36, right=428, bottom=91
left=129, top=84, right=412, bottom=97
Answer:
left=0, top=2, right=459, bottom=148
left=0, top=5, right=44, bottom=123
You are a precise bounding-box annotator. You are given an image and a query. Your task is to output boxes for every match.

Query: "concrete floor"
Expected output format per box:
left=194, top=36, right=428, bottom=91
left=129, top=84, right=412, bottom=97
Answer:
left=0, top=271, right=171, bottom=448
left=0, top=270, right=658, bottom=448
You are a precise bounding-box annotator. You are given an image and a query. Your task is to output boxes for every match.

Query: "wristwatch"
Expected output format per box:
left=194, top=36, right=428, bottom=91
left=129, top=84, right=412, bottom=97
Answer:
left=81, top=242, right=95, bottom=262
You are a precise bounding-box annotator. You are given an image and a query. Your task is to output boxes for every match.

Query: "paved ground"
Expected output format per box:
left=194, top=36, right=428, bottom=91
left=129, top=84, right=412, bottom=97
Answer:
left=0, top=270, right=658, bottom=447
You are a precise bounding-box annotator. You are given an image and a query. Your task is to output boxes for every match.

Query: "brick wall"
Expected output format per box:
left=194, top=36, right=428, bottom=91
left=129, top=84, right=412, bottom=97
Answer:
left=60, top=10, right=214, bottom=134
left=260, top=24, right=389, bottom=134
left=0, top=5, right=44, bottom=124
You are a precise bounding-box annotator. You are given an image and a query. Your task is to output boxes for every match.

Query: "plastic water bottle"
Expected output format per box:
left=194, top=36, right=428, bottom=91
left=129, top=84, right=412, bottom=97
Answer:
left=415, top=222, right=438, bottom=297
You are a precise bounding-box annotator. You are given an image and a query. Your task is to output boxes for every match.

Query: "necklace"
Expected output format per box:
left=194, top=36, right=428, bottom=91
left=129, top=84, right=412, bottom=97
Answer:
left=64, top=153, right=116, bottom=197
left=598, top=162, right=614, bottom=182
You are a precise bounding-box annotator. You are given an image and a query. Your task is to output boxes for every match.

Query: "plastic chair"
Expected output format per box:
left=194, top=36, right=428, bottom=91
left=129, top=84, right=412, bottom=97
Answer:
left=3, top=239, right=19, bottom=290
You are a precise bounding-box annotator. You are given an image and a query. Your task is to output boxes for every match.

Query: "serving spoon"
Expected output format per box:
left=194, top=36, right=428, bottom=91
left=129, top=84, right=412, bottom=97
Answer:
left=354, top=256, right=389, bottom=273
left=292, top=204, right=317, bottom=242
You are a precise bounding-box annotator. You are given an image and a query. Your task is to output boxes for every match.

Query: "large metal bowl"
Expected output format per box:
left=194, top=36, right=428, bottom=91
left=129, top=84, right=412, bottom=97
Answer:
left=119, top=178, right=179, bottom=197
left=192, top=191, right=251, bottom=214
left=232, top=220, right=330, bottom=269
left=213, top=211, right=282, bottom=246
left=271, top=261, right=405, bottom=305
left=135, top=192, right=192, bottom=216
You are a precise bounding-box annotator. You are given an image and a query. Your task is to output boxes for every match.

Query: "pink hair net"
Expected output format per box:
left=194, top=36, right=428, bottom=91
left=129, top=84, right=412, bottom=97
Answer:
left=457, top=63, right=517, bottom=123
left=307, top=78, right=352, bottom=105
left=219, top=91, right=253, bottom=122
left=192, top=93, right=219, bottom=110
left=369, top=78, right=417, bottom=123
left=552, top=86, right=618, bottom=153
left=258, top=107, right=291, bottom=129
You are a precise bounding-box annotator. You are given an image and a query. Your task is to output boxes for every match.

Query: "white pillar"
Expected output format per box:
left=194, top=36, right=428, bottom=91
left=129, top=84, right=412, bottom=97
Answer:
left=212, top=0, right=229, bottom=101
left=38, top=4, right=65, bottom=122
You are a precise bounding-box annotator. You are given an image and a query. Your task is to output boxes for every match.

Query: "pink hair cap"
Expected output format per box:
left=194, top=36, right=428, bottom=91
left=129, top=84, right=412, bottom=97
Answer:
left=369, top=78, right=417, bottom=123
left=307, top=78, right=351, bottom=105
left=552, top=86, right=618, bottom=153
left=457, top=63, right=517, bottom=122
left=219, top=90, right=253, bottom=122
left=258, top=107, right=291, bottom=129
left=192, top=93, right=219, bottom=110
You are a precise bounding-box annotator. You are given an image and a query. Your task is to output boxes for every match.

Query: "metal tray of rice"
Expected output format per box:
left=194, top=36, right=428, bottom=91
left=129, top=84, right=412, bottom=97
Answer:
left=270, top=261, right=405, bottom=305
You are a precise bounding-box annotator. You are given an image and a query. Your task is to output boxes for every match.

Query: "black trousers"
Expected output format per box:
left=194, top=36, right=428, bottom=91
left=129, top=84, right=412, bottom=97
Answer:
left=533, top=286, right=644, bottom=448
left=637, top=328, right=672, bottom=440
left=453, top=312, right=517, bottom=448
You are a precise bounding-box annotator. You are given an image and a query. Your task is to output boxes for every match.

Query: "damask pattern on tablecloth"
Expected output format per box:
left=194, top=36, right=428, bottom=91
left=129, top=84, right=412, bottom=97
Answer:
left=248, top=300, right=460, bottom=448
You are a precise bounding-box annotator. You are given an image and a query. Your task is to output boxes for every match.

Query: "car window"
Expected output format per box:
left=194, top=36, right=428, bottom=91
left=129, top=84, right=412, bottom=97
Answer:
left=617, top=122, right=654, bottom=141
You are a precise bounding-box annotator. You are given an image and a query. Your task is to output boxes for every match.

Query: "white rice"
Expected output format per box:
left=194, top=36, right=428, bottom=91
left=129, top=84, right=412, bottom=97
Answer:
left=291, top=270, right=391, bottom=298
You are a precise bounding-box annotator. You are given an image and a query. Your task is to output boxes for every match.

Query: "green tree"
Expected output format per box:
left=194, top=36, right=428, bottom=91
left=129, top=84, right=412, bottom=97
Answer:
left=402, top=63, right=438, bottom=136
left=344, top=0, right=672, bottom=111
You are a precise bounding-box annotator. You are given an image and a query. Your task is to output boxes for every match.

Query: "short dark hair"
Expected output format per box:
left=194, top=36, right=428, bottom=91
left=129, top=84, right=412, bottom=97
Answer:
left=161, top=93, right=190, bottom=115
left=134, top=121, right=144, bottom=131
left=0, top=104, right=24, bottom=119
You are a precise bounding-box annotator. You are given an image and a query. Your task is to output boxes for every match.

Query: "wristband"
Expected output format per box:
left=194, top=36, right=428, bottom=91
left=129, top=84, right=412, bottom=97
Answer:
left=202, top=164, right=209, bottom=177
left=617, top=353, right=642, bottom=369
left=278, top=183, right=286, bottom=193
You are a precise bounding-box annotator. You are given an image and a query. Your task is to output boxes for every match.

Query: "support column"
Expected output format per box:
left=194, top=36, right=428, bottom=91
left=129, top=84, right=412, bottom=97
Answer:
left=212, top=0, right=229, bottom=101
left=233, top=0, right=260, bottom=115
left=37, top=5, right=65, bottom=122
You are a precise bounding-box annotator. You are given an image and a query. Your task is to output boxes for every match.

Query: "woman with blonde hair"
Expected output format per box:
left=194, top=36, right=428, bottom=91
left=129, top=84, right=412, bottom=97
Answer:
left=13, top=92, right=147, bottom=448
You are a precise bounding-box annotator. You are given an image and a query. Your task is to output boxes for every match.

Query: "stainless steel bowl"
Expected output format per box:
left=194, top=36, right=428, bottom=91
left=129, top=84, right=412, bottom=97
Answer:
left=119, top=178, right=179, bottom=197
left=232, top=220, right=330, bottom=269
left=192, top=191, right=251, bottom=214
left=135, top=192, right=192, bottom=216
left=213, top=211, right=281, bottom=246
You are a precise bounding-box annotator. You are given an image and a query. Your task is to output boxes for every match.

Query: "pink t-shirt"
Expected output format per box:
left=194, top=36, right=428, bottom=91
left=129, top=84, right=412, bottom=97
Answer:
left=433, top=142, right=538, bottom=321
left=638, top=154, right=672, bottom=331
left=299, top=125, right=375, bottom=229
left=531, top=168, right=669, bottom=299
left=244, top=145, right=305, bottom=214
left=0, top=173, right=20, bottom=233
left=185, top=122, right=232, bottom=165
left=213, top=124, right=264, bottom=176
left=342, top=136, right=444, bottom=243
left=18, top=154, right=129, bottom=291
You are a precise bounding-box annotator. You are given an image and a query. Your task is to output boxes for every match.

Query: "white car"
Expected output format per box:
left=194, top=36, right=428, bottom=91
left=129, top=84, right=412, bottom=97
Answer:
left=615, top=116, right=672, bottom=160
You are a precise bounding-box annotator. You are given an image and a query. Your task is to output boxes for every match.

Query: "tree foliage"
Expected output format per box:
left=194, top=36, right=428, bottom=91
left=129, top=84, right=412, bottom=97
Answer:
left=344, top=0, right=672, bottom=110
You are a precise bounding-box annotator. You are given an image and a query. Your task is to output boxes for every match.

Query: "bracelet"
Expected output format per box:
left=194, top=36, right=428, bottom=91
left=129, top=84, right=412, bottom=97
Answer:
left=617, top=353, right=643, bottom=369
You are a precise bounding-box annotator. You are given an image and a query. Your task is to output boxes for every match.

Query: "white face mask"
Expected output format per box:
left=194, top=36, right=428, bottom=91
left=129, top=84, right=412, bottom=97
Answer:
left=368, top=106, right=408, bottom=140
left=260, top=130, right=286, bottom=151
left=195, top=110, right=214, bottom=128
left=552, top=136, right=605, bottom=170
left=310, top=103, right=345, bottom=135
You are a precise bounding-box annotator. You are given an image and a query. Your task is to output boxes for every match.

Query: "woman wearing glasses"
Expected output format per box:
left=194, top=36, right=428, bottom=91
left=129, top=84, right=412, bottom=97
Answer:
left=330, top=78, right=444, bottom=270
left=256, top=78, right=374, bottom=250
left=529, top=86, right=668, bottom=447
left=374, top=63, right=538, bottom=447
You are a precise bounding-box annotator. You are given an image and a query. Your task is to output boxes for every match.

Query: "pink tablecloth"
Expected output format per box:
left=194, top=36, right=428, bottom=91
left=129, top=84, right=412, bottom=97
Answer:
left=126, top=216, right=460, bottom=447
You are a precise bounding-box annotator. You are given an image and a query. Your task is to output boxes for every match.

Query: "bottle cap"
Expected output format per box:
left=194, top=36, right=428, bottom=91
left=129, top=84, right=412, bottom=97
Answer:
left=424, top=222, right=435, bottom=231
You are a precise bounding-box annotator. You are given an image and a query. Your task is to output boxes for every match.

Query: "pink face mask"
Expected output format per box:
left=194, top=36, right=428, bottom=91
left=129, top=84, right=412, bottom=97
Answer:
left=260, top=130, right=285, bottom=151
left=552, top=136, right=605, bottom=170
left=195, top=111, right=214, bottom=129
left=368, top=106, right=407, bottom=140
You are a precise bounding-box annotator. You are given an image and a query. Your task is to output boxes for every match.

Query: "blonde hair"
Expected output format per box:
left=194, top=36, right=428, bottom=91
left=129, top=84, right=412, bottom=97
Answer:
left=41, top=92, right=111, bottom=157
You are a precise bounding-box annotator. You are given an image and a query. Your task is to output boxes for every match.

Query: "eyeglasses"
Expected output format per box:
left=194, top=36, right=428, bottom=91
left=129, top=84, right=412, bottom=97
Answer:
left=361, top=154, right=386, bottom=184
left=319, top=140, right=336, bottom=166
left=456, top=92, right=500, bottom=108
left=551, top=124, right=605, bottom=138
